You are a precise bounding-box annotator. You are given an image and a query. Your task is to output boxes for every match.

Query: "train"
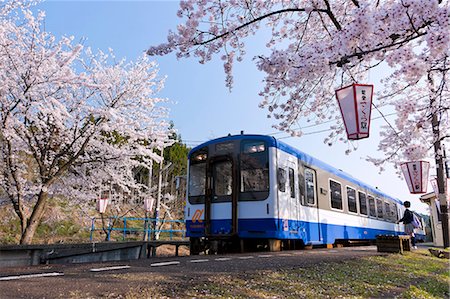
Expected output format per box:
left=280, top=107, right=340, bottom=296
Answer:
left=185, top=134, right=425, bottom=254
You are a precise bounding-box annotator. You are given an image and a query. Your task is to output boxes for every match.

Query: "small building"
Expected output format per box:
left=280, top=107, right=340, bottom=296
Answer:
left=420, top=192, right=443, bottom=247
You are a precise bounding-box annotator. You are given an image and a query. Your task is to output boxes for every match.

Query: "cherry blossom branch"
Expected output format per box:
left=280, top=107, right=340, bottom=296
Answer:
left=332, top=29, right=428, bottom=67
left=189, top=7, right=337, bottom=47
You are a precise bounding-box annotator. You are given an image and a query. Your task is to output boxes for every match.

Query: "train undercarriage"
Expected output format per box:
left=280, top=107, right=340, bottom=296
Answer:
left=189, top=236, right=309, bottom=255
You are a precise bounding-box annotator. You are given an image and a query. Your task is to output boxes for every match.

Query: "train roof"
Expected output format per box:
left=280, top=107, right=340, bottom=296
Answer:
left=189, top=134, right=403, bottom=205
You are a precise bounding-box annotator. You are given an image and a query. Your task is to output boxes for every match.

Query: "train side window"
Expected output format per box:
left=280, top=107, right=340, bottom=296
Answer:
left=368, top=195, right=376, bottom=217
left=384, top=201, right=391, bottom=222
left=392, top=203, right=399, bottom=221
left=358, top=192, right=368, bottom=215
left=298, top=166, right=305, bottom=204
left=278, top=168, right=286, bottom=193
left=304, top=168, right=316, bottom=206
left=289, top=168, right=295, bottom=198
left=330, top=180, right=343, bottom=210
left=376, top=198, right=384, bottom=219
left=384, top=201, right=397, bottom=221
left=347, top=186, right=358, bottom=213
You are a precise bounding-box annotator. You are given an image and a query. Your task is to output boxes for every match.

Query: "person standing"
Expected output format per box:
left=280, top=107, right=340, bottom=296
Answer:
left=396, top=201, right=417, bottom=249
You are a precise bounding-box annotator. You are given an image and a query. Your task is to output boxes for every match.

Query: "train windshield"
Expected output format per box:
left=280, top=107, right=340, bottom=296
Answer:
left=187, top=140, right=270, bottom=204
left=240, top=140, right=269, bottom=201
left=188, top=148, right=207, bottom=204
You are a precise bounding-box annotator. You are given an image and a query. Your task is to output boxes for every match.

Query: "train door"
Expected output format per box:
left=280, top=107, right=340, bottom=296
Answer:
left=301, top=167, right=321, bottom=244
left=287, top=162, right=300, bottom=230
left=277, top=160, right=299, bottom=234
left=205, top=156, right=237, bottom=236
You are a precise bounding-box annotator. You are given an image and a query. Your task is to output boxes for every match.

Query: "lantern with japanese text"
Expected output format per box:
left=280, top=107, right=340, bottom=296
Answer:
left=144, top=197, right=154, bottom=213
left=430, top=177, right=450, bottom=201
left=335, top=83, right=374, bottom=140
left=96, top=197, right=109, bottom=214
left=401, top=161, right=430, bottom=194
left=96, top=190, right=109, bottom=214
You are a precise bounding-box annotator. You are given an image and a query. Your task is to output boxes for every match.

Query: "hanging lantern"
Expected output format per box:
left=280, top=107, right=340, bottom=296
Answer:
left=144, top=197, right=154, bottom=212
left=430, top=177, right=450, bottom=201
left=430, top=177, right=439, bottom=197
left=335, top=83, right=374, bottom=140
left=96, top=197, right=109, bottom=214
left=401, top=161, right=430, bottom=194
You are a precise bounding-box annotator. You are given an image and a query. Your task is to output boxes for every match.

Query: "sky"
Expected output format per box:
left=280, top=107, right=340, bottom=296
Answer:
left=33, top=0, right=435, bottom=214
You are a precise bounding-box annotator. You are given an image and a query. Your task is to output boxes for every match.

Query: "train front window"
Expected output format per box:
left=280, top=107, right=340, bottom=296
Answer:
left=188, top=148, right=207, bottom=204
left=240, top=140, right=269, bottom=201
left=212, top=160, right=232, bottom=201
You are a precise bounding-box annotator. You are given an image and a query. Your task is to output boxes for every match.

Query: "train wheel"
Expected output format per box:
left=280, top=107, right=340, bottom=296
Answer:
left=268, top=239, right=281, bottom=252
left=189, top=237, right=201, bottom=255
left=239, top=239, right=258, bottom=253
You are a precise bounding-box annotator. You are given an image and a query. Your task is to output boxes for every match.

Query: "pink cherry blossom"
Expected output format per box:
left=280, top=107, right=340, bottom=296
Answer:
left=149, top=0, right=449, bottom=171
left=0, top=2, right=173, bottom=244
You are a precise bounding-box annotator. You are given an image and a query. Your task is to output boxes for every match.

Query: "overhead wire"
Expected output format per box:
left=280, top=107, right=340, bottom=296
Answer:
left=181, top=111, right=397, bottom=146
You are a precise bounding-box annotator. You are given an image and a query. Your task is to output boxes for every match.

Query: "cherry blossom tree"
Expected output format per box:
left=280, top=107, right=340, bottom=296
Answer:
left=0, top=3, right=172, bottom=244
left=148, top=0, right=450, bottom=246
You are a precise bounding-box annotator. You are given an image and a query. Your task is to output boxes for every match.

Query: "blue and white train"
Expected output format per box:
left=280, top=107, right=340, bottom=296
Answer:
left=185, top=134, right=415, bottom=254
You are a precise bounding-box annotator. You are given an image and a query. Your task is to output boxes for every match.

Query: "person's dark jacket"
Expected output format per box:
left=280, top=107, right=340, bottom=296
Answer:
left=398, top=209, right=413, bottom=224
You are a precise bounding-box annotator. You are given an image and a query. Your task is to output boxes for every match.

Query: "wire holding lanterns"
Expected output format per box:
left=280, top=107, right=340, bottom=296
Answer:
left=335, top=83, right=374, bottom=140
left=401, top=161, right=430, bottom=194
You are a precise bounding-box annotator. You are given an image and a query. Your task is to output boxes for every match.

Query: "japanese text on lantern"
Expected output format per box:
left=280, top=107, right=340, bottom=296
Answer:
left=360, top=89, right=368, bottom=130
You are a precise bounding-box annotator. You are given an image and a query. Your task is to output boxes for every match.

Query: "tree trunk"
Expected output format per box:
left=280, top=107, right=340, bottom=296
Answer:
left=429, top=71, right=450, bottom=248
left=432, top=112, right=450, bottom=248
left=20, top=189, right=48, bottom=244
left=12, top=194, right=28, bottom=236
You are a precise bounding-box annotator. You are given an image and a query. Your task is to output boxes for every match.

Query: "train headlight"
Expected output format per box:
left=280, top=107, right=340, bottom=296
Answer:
left=244, top=142, right=265, bottom=153
left=193, top=153, right=207, bottom=161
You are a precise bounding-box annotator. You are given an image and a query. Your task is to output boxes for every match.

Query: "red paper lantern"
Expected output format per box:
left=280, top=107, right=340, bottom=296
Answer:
left=96, top=197, right=109, bottom=214
left=401, top=161, right=430, bottom=194
left=335, top=83, right=374, bottom=140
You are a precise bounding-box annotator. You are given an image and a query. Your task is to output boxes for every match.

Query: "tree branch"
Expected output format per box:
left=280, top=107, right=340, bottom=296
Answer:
left=190, top=7, right=335, bottom=46
left=331, top=29, right=427, bottom=67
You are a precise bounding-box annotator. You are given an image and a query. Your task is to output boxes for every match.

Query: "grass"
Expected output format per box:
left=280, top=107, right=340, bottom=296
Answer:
left=121, top=249, right=449, bottom=299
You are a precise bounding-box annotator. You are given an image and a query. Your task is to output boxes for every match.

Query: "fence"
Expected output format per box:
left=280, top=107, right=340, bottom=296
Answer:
left=90, top=217, right=186, bottom=242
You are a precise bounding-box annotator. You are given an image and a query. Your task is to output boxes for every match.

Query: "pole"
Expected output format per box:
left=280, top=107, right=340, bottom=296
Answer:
left=143, top=161, right=153, bottom=241
left=155, top=147, right=164, bottom=240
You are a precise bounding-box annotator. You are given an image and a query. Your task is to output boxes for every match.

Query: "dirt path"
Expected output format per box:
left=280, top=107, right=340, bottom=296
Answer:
left=0, top=246, right=390, bottom=298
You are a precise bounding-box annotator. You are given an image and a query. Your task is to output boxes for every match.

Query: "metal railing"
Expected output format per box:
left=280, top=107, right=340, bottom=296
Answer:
left=89, top=217, right=186, bottom=242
